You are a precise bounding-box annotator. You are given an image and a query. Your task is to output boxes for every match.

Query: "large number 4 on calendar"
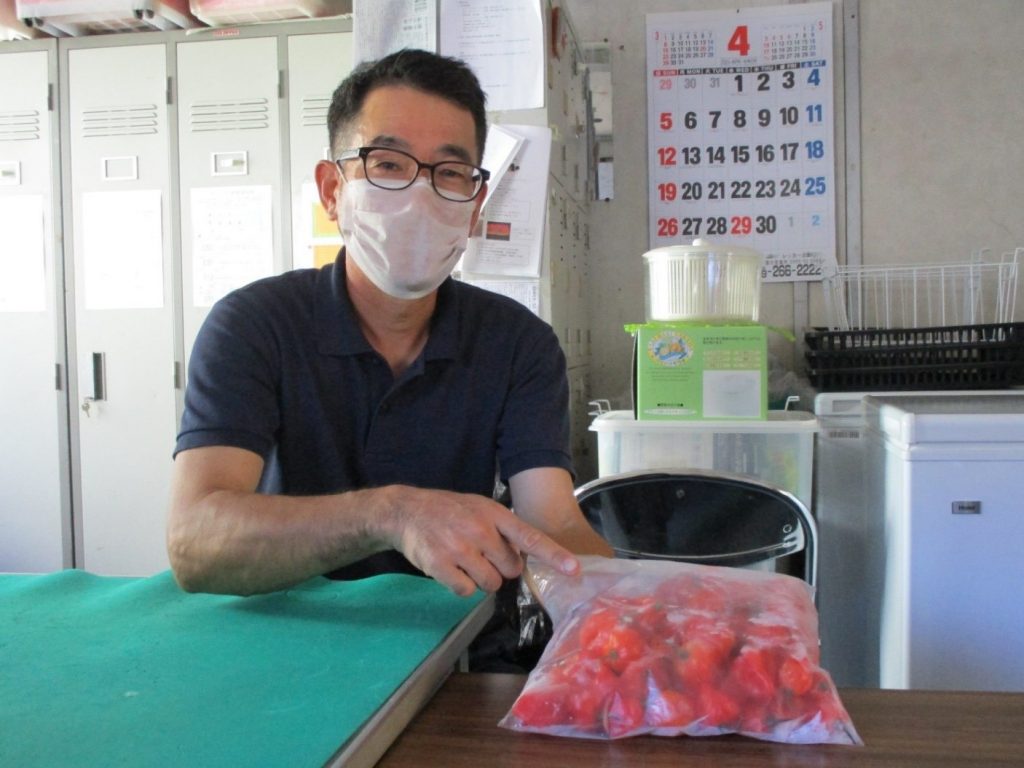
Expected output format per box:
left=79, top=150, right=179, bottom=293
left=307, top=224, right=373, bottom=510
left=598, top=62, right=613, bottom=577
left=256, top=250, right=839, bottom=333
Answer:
left=728, top=25, right=750, bottom=56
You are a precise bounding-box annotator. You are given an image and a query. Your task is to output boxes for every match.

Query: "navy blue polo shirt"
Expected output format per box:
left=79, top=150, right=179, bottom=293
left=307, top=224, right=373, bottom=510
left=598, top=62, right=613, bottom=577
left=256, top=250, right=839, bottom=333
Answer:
left=175, top=253, right=572, bottom=576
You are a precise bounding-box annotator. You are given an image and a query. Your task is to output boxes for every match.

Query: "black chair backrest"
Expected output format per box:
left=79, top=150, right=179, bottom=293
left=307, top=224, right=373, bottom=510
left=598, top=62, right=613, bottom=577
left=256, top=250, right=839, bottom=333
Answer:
left=576, top=469, right=817, bottom=586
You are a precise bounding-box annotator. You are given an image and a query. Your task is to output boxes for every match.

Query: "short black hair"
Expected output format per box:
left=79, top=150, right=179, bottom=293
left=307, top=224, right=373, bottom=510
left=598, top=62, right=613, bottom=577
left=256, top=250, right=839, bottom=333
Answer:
left=327, top=48, right=488, bottom=162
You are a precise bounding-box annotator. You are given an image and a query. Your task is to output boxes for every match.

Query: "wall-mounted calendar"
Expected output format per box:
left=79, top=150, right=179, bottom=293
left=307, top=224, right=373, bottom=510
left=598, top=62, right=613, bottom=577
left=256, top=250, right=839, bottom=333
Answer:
left=646, top=2, right=834, bottom=282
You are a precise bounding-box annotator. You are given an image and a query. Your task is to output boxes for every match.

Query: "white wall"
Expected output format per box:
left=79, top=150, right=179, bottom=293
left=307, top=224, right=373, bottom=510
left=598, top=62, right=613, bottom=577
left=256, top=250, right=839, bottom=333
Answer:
left=565, top=0, right=1024, bottom=412
left=859, top=0, right=1024, bottom=262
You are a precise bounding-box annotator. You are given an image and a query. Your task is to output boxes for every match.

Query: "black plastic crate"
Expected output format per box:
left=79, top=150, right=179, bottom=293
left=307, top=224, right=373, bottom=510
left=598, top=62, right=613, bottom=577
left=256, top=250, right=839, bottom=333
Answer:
left=804, top=322, right=1024, bottom=391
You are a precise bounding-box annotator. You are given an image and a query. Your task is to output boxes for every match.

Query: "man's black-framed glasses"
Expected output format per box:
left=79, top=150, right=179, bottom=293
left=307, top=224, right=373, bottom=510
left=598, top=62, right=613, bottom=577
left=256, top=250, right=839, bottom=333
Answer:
left=336, top=146, right=490, bottom=203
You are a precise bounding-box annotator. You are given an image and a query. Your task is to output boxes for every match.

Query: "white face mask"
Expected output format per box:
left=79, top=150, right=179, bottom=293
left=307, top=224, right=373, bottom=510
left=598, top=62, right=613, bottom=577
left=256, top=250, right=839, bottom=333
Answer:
left=338, top=177, right=475, bottom=299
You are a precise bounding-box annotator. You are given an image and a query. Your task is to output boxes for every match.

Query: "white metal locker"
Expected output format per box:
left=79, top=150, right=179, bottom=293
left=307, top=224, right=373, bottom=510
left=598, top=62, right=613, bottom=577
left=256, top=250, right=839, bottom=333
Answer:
left=286, top=28, right=353, bottom=269
left=0, top=41, right=71, bottom=573
left=64, top=41, right=178, bottom=576
left=175, top=34, right=284, bottom=364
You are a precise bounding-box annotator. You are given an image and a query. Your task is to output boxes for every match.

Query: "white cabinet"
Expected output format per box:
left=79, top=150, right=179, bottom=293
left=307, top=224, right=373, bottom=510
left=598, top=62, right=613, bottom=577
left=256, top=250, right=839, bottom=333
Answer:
left=1, top=19, right=352, bottom=577
left=63, top=41, right=179, bottom=575
left=175, top=27, right=353, bottom=368
left=286, top=30, right=353, bottom=269
left=176, top=34, right=284, bottom=363
left=0, top=41, right=71, bottom=573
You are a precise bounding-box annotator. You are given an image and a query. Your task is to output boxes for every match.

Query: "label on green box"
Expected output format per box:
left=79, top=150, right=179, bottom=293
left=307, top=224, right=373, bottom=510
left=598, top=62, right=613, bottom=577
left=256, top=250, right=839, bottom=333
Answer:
left=630, top=323, right=768, bottom=420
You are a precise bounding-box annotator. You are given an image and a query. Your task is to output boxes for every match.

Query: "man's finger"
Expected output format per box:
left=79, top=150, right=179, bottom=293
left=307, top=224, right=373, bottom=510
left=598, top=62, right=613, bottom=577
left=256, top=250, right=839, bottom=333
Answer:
left=475, top=530, right=525, bottom=580
left=427, top=560, right=480, bottom=598
left=457, top=551, right=508, bottom=593
left=496, top=514, right=580, bottom=576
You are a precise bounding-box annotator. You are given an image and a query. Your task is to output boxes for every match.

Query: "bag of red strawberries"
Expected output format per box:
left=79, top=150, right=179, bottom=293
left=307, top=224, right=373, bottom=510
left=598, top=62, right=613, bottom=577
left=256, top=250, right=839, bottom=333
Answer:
left=499, top=556, right=862, bottom=745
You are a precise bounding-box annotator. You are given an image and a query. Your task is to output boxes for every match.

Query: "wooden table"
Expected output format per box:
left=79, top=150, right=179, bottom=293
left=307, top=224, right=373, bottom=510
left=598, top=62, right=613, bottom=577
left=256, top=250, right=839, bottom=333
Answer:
left=375, top=672, right=1024, bottom=767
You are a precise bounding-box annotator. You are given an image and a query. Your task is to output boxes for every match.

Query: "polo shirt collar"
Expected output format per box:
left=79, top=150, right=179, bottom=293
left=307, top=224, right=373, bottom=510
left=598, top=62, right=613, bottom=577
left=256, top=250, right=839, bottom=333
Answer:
left=315, top=249, right=461, bottom=362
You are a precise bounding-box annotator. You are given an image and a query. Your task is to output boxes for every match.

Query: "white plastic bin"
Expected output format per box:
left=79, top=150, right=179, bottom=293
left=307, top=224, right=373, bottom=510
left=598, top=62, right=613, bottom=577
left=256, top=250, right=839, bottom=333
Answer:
left=591, top=409, right=818, bottom=508
left=189, top=0, right=348, bottom=25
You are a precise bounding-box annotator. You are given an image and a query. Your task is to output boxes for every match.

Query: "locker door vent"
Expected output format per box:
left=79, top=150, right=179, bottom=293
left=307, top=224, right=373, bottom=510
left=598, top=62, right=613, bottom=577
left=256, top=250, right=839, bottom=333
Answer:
left=81, top=105, right=159, bottom=138
left=189, top=99, right=270, bottom=132
left=0, top=110, right=41, bottom=142
left=301, top=96, right=331, bottom=127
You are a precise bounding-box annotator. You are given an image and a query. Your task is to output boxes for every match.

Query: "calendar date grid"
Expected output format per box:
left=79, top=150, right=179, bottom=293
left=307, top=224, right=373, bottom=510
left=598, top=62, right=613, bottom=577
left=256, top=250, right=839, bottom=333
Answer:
left=646, top=7, right=836, bottom=281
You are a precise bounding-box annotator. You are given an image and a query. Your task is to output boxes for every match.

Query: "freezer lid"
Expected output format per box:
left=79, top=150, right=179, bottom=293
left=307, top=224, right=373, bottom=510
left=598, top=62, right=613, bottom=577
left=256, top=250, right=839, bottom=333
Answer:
left=813, top=389, right=1022, bottom=420
left=864, top=393, right=1024, bottom=444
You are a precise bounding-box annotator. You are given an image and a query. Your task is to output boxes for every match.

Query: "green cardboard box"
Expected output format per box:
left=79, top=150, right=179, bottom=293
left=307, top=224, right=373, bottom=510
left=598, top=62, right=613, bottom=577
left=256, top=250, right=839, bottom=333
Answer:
left=628, top=322, right=768, bottom=420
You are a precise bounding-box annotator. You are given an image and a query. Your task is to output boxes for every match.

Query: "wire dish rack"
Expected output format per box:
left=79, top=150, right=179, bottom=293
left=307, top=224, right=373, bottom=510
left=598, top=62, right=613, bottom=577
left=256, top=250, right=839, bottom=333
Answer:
left=822, top=248, right=1021, bottom=332
left=807, top=248, right=1024, bottom=391
left=804, top=322, right=1024, bottom=391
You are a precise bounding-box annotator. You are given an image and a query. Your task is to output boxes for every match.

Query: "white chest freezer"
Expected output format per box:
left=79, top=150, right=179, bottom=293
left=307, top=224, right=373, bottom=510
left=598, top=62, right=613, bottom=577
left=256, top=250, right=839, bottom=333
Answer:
left=813, top=389, right=1022, bottom=688
left=863, top=393, right=1024, bottom=691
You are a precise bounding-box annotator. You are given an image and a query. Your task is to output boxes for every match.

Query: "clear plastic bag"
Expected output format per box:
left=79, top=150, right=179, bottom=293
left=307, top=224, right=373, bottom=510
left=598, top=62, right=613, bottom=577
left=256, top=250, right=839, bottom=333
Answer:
left=499, top=556, right=862, bottom=745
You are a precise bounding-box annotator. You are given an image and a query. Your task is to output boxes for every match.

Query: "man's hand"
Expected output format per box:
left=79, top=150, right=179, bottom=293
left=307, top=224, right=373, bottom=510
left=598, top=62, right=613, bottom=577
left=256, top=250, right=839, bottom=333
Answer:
left=168, top=448, right=589, bottom=598
left=383, top=486, right=580, bottom=597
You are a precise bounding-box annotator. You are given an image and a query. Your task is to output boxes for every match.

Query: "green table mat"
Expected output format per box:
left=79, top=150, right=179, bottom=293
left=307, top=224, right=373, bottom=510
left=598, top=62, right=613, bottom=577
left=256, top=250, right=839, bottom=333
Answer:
left=0, top=569, right=485, bottom=767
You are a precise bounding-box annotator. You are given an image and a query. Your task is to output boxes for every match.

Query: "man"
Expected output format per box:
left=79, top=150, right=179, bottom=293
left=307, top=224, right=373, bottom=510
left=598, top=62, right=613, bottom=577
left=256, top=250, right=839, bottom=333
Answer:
left=167, top=49, right=611, bottom=601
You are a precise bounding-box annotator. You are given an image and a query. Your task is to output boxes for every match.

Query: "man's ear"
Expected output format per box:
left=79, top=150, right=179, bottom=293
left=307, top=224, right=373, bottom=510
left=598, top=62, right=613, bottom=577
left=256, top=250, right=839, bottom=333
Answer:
left=314, top=159, right=343, bottom=221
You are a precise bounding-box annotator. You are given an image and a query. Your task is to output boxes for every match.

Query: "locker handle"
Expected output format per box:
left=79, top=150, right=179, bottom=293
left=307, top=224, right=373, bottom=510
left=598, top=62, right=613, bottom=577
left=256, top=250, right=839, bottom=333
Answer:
left=81, top=353, right=105, bottom=418
left=89, top=352, right=106, bottom=402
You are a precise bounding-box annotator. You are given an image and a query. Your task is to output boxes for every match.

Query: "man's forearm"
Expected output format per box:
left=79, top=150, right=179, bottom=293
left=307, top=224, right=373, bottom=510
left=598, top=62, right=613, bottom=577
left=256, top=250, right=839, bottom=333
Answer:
left=167, top=486, right=398, bottom=596
left=169, top=477, right=581, bottom=598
